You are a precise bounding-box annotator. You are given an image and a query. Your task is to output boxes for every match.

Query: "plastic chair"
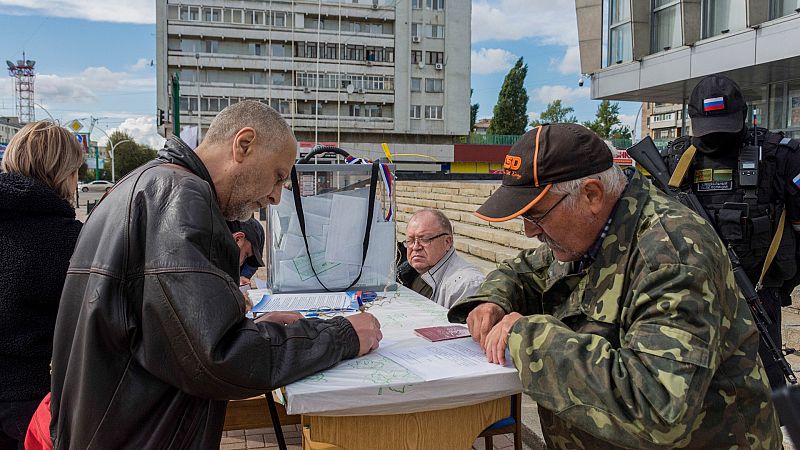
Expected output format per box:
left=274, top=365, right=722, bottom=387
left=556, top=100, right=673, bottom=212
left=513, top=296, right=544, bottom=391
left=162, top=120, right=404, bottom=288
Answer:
left=478, top=393, right=522, bottom=450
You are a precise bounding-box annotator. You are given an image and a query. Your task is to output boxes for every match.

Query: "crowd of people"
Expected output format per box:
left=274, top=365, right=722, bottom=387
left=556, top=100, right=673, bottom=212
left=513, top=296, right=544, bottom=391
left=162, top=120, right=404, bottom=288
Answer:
left=0, top=73, right=798, bottom=449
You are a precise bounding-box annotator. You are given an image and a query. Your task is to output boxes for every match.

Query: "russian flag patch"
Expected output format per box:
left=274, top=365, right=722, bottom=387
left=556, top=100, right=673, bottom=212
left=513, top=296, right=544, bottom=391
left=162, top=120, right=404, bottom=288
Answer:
left=794, top=172, right=800, bottom=190
left=703, top=97, right=726, bottom=112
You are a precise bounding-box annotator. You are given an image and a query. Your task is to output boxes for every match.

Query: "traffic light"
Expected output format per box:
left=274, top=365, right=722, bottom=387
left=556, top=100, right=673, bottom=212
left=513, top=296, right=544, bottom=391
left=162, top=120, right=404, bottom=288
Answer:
left=157, top=108, right=165, bottom=127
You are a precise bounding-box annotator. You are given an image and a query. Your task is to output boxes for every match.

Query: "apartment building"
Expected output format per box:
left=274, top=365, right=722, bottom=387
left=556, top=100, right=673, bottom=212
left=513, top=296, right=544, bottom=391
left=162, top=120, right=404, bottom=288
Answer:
left=575, top=1, right=800, bottom=139
left=156, top=0, right=471, bottom=161
left=641, top=102, right=691, bottom=141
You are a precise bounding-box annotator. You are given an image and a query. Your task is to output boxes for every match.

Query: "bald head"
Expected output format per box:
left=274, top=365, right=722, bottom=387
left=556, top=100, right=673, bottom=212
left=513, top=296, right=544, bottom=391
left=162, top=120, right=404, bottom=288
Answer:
left=204, top=100, right=294, bottom=148
left=195, top=101, right=297, bottom=221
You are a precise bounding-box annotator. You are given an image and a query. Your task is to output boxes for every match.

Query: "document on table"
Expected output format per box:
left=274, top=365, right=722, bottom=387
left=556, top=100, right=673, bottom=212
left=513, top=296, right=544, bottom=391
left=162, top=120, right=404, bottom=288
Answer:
left=252, top=292, right=352, bottom=313
left=381, top=339, right=514, bottom=381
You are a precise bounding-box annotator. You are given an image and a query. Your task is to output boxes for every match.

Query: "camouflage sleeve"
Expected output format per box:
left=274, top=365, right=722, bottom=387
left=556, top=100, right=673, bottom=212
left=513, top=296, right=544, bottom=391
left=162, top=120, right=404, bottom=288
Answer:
left=447, top=248, right=549, bottom=323
left=507, top=261, right=724, bottom=449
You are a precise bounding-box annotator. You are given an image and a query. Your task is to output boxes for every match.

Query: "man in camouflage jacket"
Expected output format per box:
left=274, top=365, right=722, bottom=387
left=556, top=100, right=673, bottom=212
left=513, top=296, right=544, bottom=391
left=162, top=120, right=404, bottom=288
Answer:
left=449, top=124, right=781, bottom=449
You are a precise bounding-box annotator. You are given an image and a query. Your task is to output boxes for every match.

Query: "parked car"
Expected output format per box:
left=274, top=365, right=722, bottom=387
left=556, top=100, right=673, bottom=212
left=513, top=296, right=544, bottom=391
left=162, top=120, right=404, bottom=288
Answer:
left=79, top=180, right=114, bottom=192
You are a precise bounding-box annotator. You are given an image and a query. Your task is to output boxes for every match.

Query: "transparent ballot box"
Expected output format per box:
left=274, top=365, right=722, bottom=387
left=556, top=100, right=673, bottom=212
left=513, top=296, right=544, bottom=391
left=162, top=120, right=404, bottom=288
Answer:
left=267, top=157, right=397, bottom=293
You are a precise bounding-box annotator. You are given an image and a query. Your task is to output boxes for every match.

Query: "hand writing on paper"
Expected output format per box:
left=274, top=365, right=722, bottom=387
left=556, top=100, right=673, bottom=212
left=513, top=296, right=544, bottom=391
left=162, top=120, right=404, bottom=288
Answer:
left=346, top=312, right=383, bottom=356
left=483, top=312, right=523, bottom=365
left=466, top=303, right=505, bottom=351
left=255, top=311, right=304, bottom=326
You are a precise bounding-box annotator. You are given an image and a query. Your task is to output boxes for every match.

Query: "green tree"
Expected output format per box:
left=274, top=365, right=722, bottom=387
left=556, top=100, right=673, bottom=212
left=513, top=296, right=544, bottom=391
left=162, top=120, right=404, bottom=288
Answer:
left=488, top=57, right=529, bottom=135
left=530, top=99, right=578, bottom=127
left=583, top=100, right=628, bottom=139
left=107, top=130, right=157, bottom=180
left=470, top=89, right=479, bottom=133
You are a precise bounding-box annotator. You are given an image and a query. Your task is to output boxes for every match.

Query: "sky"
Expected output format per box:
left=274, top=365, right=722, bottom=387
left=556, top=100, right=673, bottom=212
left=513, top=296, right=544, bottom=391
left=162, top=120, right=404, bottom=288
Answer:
left=0, top=0, right=641, bottom=148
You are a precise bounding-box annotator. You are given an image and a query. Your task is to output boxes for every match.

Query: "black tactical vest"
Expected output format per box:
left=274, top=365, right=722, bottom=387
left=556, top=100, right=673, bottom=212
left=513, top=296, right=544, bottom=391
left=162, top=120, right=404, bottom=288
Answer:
left=664, top=128, right=797, bottom=289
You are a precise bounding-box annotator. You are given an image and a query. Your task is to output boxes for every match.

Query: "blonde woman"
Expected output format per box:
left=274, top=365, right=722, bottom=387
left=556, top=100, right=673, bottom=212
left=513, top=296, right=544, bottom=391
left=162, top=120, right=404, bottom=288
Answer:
left=0, top=121, right=83, bottom=450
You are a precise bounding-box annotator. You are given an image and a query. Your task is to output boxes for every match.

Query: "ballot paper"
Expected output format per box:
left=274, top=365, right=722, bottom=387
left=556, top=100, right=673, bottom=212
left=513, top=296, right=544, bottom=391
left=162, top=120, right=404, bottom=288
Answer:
left=381, top=339, right=514, bottom=381
left=252, top=292, right=352, bottom=313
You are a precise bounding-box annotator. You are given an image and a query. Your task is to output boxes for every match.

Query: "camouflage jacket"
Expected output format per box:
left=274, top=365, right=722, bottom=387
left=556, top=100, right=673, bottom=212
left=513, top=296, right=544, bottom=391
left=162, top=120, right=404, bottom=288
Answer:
left=449, top=171, right=781, bottom=449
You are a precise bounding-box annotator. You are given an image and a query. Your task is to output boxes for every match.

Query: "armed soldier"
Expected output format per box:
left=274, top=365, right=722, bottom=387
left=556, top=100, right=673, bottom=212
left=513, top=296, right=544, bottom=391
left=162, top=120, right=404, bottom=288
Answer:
left=664, top=74, right=800, bottom=389
left=448, top=124, right=780, bottom=449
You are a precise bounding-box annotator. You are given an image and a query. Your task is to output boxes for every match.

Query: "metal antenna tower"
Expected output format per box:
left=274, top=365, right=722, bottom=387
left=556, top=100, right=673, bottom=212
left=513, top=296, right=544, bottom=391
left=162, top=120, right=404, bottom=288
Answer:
left=6, top=53, right=36, bottom=123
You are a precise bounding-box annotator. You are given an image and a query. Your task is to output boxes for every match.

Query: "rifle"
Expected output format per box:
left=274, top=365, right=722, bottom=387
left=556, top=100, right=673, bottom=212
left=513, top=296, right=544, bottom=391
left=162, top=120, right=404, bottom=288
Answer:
left=628, top=136, right=797, bottom=385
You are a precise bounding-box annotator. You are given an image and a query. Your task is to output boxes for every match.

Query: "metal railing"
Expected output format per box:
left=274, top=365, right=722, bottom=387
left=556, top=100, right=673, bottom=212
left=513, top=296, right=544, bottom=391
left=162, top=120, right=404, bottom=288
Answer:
left=460, top=134, right=672, bottom=151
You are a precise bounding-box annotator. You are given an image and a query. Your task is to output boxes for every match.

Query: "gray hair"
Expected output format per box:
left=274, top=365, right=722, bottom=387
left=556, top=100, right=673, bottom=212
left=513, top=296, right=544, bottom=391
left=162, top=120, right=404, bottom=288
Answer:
left=550, top=164, right=627, bottom=210
left=203, top=100, right=293, bottom=147
left=410, top=208, right=453, bottom=235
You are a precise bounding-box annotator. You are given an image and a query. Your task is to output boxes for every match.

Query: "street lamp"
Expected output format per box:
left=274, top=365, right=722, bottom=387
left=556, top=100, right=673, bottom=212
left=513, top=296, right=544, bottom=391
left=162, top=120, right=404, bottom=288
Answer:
left=108, top=139, right=132, bottom=183
left=92, top=125, right=131, bottom=183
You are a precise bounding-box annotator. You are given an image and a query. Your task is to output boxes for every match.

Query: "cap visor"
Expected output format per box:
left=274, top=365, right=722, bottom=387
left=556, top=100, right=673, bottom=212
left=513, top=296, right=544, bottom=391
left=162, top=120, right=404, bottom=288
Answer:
left=474, top=184, right=551, bottom=222
left=691, top=114, right=744, bottom=137
left=247, top=248, right=265, bottom=267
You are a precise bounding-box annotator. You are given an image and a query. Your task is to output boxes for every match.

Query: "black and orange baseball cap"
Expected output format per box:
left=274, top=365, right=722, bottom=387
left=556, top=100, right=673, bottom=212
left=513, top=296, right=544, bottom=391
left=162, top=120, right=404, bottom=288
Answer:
left=475, top=123, right=613, bottom=222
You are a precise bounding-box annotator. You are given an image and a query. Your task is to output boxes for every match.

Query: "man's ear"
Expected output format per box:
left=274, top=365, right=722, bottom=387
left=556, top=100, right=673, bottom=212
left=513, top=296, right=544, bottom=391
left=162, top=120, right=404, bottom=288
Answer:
left=232, top=128, right=257, bottom=163
left=582, top=179, right=605, bottom=214
left=232, top=231, right=246, bottom=243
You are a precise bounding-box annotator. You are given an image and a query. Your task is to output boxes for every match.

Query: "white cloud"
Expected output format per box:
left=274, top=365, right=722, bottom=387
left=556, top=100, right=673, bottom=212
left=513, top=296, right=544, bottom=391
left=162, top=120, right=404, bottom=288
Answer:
left=618, top=113, right=641, bottom=138
left=0, top=0, right=154, bottom=24
left=472, top=0, right=578, bottom=46
left=527, top=111, right=539, bottom=123
left=532, top=85, right=590, bottom=105
left=31, top=67, right=154, bottom=105
left=130, top=58, right=153, bottom=71
left=556, top=46, right=581, bottom=75
left=471, top=48, right=518, bottom=75
left=97, top=116, right=165, bottom=149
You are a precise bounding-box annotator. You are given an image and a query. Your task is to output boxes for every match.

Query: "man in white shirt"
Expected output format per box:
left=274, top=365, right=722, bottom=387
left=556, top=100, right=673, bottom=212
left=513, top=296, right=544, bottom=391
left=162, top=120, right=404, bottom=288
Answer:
left=401, top=208, right=485, bottom=308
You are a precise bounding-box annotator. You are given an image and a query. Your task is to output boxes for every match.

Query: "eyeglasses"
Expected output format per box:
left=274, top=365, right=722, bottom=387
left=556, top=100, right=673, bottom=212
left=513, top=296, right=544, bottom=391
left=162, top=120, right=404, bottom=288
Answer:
left=520, top=194, right=568, bottom=226
left=403, top=232, right=449, bottom=248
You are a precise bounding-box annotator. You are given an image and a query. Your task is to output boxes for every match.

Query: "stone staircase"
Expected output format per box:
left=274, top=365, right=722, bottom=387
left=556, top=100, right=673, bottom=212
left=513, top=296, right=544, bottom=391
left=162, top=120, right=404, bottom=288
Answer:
left=395, top=181, right=541, bottom=274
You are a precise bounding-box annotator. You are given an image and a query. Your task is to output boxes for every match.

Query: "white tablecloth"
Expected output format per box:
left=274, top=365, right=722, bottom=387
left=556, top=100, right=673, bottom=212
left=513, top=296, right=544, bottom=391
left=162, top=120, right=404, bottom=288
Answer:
left=285, top=287, right=523, bottom=416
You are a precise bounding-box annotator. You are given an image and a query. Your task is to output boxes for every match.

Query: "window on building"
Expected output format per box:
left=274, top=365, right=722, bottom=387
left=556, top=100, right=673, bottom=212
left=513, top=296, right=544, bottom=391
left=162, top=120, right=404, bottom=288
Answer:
left=426, top=25, right=445, bottom=38
left=425, top=78, right=444, bottom=93
left=426, top=0, right=445, bottom=9
left=231, top=9, right=244, bottom=23
left=269, top=99, right=291, bottom=115
left=250, top=43, right=262, bottom=56
left=204, top=7, right=222, bottom=22
left=323, top=44, right=338, bottom=60
left=770, top=0, right=800, bottom=19
left=205, top=40, right=219, bottom=53
left=180, top=6, right=201, bottom=21
left=411, top=23, right=422, bottom=38
left=246, top=10, right=265, bottom=25
left=702, top=0, right=746, bottom=38
left=608, top=0, right=632, bottom=65
left=412, top=0, right=423, bottom=9
left=272, top=12, right=288, bottom=27
left=271, top=72, right=288, bottom=86
left=412, top=51, right=423, bottom=64
left=411, top=77, right=421, bottom=92
left=651, top=0, right=682, bottom=53
left=425, top=105, right=443, bottom=120
left=271, top=44, right=287, bottom=57
left=168, top=5, right=180, bottom=19
left=410, top=105, right=422, bottom=119
left=181, top=96, right=199, bottom=112
left=426, top=51, right=444, bottom=65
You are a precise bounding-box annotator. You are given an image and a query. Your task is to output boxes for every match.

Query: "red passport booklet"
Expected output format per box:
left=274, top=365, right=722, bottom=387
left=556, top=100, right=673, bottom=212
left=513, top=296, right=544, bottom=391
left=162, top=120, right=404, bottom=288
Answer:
left=414, top=325, right=471, bottom=342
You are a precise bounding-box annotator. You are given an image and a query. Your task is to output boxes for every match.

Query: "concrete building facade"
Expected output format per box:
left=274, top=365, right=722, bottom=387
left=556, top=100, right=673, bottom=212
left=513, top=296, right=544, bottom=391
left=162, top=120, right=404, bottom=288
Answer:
left=641, top=102, right=691, bottom=141
left=156, top=0, right=471, bottom=161
left=0, top=117, right=23, bottom=145
left=575, top=0, right=800, bottom=139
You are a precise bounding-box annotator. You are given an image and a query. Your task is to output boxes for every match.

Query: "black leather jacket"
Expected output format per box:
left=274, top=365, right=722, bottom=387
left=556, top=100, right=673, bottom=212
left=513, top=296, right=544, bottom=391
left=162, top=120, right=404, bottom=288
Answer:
left=50, top=138, right=359, bottom=449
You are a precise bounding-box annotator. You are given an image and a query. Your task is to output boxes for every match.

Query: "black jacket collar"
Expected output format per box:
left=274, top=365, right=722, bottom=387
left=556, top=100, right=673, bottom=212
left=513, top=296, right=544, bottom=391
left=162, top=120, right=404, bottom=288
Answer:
left=156, top=137, right=218, bottom=202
